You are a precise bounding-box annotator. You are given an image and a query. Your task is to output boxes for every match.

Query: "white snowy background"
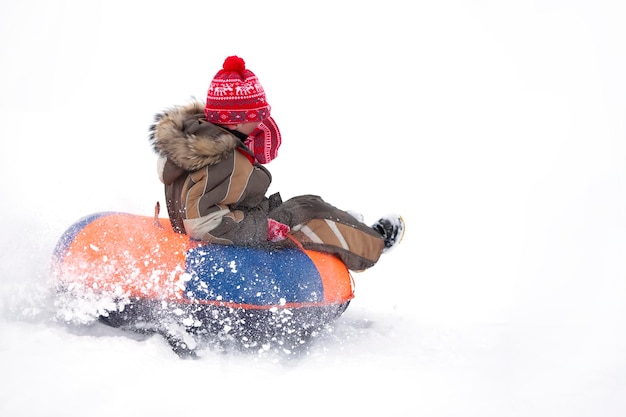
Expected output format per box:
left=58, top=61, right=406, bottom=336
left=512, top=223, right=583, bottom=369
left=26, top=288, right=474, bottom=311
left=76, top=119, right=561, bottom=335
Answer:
left=1, top=0, right=625, bottom=416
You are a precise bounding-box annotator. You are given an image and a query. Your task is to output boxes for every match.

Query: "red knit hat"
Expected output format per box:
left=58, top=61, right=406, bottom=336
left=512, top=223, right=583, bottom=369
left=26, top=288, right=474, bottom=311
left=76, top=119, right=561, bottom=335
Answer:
left=204, top=56, right=270, bottom=124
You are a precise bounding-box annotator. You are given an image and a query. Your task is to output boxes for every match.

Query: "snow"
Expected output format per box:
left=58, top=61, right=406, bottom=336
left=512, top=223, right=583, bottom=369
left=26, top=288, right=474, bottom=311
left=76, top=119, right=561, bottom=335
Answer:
left=1, top=0, right=626, bottom=416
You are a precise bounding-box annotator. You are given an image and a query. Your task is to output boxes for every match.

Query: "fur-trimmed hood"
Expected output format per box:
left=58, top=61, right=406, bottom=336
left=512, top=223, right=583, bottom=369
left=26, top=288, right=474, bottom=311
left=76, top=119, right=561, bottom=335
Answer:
left=149, top=101, right=239, bottom=172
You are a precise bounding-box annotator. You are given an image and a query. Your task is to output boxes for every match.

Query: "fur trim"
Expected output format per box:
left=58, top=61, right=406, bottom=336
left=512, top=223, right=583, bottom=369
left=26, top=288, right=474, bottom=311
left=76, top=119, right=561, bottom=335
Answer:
left=149, top=101, right=239, bottom=171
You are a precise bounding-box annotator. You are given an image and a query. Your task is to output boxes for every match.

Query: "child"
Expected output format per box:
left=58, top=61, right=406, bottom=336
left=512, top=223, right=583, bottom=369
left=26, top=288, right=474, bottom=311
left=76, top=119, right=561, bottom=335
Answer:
left=149, top=56, right=404, bottom=271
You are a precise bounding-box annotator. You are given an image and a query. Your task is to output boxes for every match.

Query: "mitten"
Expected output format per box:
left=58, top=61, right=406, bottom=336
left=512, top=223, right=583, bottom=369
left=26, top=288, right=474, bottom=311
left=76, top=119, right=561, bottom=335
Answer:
left=267, top=218, right=290, bottom=242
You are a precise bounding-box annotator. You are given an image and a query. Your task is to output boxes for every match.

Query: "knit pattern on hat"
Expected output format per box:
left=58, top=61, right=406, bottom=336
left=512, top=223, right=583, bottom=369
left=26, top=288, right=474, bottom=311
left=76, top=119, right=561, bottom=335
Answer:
left=205, top=56, right=270, bottom=124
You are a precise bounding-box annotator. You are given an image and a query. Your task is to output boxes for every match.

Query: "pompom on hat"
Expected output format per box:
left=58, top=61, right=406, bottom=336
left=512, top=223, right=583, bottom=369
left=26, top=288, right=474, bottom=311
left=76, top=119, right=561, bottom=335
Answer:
left=204, top=56, right=271, bottom=124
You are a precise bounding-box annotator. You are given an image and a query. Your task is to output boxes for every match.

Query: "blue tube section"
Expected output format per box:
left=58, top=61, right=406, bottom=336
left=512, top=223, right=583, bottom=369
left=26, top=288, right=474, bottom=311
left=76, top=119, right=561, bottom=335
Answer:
left=184, top=245, right=324, bottom=305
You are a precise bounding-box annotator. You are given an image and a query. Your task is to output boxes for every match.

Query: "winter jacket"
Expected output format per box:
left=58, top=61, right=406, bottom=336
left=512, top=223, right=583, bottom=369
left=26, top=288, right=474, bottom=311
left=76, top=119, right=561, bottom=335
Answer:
left=149, top=102, right=273, bottom=246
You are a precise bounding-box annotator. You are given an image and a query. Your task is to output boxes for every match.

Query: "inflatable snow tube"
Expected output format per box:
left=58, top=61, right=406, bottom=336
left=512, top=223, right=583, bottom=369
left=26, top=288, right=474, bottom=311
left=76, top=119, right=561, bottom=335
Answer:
left=51, top=212, right=354, bottom=354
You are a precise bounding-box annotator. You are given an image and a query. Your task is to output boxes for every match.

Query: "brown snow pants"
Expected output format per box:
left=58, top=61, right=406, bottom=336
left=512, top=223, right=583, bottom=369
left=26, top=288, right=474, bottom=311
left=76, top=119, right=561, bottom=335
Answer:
left=269, top=195, right=385, bottom=271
